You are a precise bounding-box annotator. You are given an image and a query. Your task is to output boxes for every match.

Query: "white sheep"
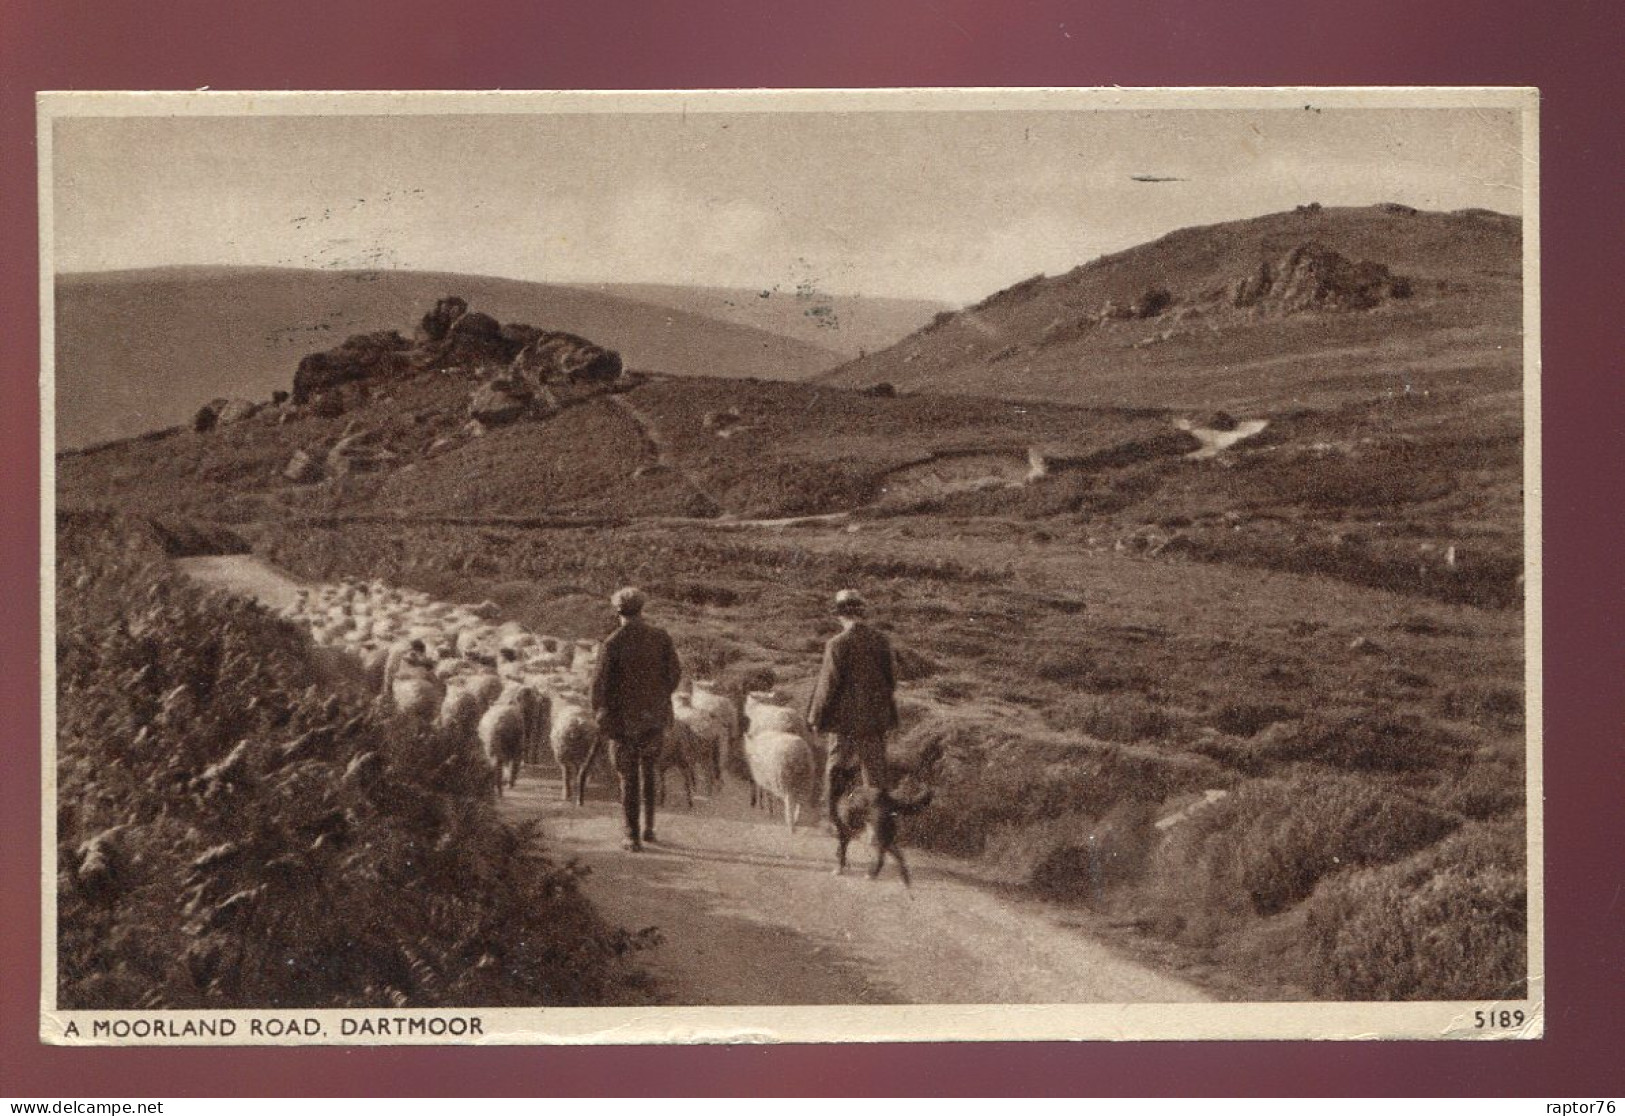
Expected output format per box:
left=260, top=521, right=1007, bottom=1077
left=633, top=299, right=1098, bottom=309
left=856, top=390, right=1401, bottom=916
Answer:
left=358, top=644, right=391, bottom=692
left=477, top=685, right=542, bottom=796
left=437, top=684, right=486, bottom=750
left=391, top=674, right=446, bottom=724
left=380, top=639, right=427, bottom=699
left=744, top=690, right=811, bottom=740
left=569, top=640, right=601, bottom=678
left=549, top=699, right=601, bottom=805
left=743, top=689, right=828, bottom=809
left=465, top=671, right=505, bottom=706
left=672, top=694, right=726, bottom=793
left=744, top=728, right=817, bottom=833
left=659, top=718, right=720, bottom=808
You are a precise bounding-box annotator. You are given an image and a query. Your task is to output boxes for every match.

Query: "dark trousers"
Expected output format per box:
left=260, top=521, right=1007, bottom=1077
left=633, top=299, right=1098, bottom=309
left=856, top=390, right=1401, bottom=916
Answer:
left=825, top=732, right=889, bottom=826
left=611, top=728, right=662, bottom=840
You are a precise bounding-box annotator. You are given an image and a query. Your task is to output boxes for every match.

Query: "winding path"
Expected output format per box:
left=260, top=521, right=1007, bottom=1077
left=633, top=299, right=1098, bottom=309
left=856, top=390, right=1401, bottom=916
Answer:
left=605, top=391, right=727, bottom=512
left=180, top=552, right=1213, bottom=1008
left=502, top=772, right=1211, bottom=1006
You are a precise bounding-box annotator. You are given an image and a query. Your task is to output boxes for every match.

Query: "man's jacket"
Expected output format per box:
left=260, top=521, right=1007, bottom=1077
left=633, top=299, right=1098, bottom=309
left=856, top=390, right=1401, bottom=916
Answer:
left=807, top=621, right=900, bottom=738
left=591, top=619, right=682, bottom=740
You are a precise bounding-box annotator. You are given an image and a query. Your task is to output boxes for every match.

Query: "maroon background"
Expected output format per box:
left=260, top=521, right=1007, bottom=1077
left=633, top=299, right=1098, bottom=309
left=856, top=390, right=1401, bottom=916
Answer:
left=3, top=0, right=1621, bottom=1097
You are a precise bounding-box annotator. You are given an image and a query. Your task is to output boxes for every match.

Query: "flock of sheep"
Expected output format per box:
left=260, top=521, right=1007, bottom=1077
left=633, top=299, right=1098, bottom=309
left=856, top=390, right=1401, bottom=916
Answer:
left=281, top=578, right=824, bottom=829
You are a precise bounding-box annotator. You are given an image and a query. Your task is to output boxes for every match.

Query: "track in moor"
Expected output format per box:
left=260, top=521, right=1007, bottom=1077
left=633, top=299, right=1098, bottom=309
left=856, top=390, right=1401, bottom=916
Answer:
left=180, top=552, right=1212, bottom=1008
left=604, top=391, right=728, bottom=513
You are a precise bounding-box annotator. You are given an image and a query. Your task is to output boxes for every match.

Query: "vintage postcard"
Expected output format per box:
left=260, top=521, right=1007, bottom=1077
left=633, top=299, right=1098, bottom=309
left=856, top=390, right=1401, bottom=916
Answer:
left=39, top=87, right=1540, bottom=1044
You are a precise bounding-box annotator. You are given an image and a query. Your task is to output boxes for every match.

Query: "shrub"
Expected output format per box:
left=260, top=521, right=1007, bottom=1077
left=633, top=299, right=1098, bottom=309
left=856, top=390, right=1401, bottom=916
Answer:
left=1440, top=682, right=1525, bottom=733
left=1431, top=761, right=1524, bottom=821
left=420, top=296, right=468, bottom=342
left=1022, top=801, right=1161, bottom=900
left=1046, top=692, right=1176, bottom=743
left=1226, top=442, right=1456, bottom=510
left=1178, top=530, right=1523, bottom=610
left=1149, top=774, right=1460, bottom=934
left=1209, top=700, right=1296, bottom=737
left=653, top=581, right=743, bottom=609
left=1253, top=710, right=1469, bottom=773
left=1133, top=287, right=1174, bottom=319
left=1306, top=821, right=1526, bottom=999
left=897, top=718, right=1216, bottom=859
left=679, top=633, right=743, bottom=679
left=722, top=663, right=777, bottom=696
left=893, top=645, right=939, bottom=682
left=55, top=515, right=641, bottom=1009
left=1033, top=648, right=1148, bottom=692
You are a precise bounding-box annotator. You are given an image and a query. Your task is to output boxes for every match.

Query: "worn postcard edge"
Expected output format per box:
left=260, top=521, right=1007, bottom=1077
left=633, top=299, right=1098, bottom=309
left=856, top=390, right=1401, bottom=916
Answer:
left=36, top=86, right=1543, bottom=1045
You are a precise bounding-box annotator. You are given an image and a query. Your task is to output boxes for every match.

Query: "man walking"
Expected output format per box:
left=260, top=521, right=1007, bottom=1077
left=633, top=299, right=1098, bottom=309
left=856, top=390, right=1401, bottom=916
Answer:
left=807, top=589, right=900, bottom=828
left=590, top=587, right=682, bottom=852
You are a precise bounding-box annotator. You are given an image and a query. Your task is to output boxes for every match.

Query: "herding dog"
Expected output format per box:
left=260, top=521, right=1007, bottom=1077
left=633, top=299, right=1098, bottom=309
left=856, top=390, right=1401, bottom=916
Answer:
left=833, top=785, right=934, bottom=886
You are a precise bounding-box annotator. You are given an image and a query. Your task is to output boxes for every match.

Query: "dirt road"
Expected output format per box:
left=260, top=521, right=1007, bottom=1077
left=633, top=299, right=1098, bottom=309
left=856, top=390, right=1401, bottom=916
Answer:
left=180, top=552, right=1210, bottom=1007
left=502, top=772, right=1210, bottom=1006
left=177, top=554, right=307, bottom=612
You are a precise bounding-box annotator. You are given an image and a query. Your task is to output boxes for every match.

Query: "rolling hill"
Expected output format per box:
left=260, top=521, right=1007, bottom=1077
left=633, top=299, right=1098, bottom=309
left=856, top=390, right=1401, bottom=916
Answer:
left=584, top=282, right=947, bottom=360
left=821, top=205, right=1523, bottom=412
left=53, top=267, right=859, bottom=449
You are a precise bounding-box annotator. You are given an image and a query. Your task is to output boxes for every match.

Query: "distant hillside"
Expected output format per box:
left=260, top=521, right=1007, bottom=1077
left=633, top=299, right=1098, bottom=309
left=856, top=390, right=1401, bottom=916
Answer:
left=822, top=205, right=1523, bottom=411
left=57, top=365, right=1163, bottom=524
left=53, top=267, right=847, bottom=448
left=57, top=352, right=1523, bottom=611
left=585, top=282, right=948, bottom=360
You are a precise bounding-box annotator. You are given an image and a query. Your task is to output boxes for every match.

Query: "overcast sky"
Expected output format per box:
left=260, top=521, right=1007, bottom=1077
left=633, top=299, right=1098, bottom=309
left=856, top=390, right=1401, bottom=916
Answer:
left=51, top=105, right=1523, bottom=304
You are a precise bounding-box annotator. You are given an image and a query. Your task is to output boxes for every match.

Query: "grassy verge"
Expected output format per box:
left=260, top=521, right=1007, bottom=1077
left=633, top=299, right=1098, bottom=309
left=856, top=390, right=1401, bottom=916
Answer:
left=56, top=512, right=649, bottom=1009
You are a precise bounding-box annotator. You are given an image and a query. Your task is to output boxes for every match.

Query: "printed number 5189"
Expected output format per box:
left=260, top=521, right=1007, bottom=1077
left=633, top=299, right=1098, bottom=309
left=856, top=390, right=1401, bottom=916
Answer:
left=1475, top=1008, right=1526, bottom=1028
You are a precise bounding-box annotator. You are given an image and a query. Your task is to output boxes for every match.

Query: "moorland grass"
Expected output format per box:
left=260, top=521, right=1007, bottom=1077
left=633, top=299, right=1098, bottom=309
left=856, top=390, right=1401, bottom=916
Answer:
left=56, top=513, right=645, bottom=1009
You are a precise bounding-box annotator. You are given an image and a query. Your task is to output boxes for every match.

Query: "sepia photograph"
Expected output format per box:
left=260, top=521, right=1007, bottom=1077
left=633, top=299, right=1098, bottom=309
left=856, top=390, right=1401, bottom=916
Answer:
left=40, top=87, right=1540, bottom=1044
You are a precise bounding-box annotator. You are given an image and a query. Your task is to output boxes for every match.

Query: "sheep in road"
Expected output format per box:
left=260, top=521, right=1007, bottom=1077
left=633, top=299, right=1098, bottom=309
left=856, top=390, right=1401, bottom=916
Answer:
left=381, top=639, right=430, bottom=700
left=569, top=640, right=600, bottom=680
left=550, top=699, right=601, bottom=805
left=478, top=682, right=547, bottom=795
left=742, top=690, right=821, bottom=808
left=436, top=669, right=507, bottom=757
left=391, top=674, right=446, bottom=725
left=744, top=728, right=817, bottom=833
left=671, top=693, right=726, bottom=793
left=686, top=681, right=739, bottom=784
left=656, top=718, right=711, bottom=808
left=358, top=644, right=391, bottom=692
left=437, top=684, right=486, bottom=744
left=744, top=690, right=811, bottom=740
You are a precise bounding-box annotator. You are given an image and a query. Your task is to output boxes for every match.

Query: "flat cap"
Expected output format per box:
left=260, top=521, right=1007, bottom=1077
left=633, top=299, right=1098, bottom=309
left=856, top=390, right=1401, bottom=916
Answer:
left=611, top=586, right=646, bottom=616
left=833, top=588, right=867, bottom=615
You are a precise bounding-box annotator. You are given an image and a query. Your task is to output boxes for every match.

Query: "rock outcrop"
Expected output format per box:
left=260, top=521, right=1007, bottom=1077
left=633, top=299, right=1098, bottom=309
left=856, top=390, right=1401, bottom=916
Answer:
left=266, top=297, right=624, bottom=436
left=422, top=311, right=510, bottom=373
left=293, top=331, right=414, bottom=404
left=192, top=397, right=259, bottom=432
left=325, top=431, right=396, bottom=476
left=510, top=331, right=623, bottom=386
left=1230, top=243, right=1412, bottom=314
left=283, top=449, right=323, bottom=483
left=468, top=379, right=533, bottom=426
left=214, top=399, right=260, bottom=425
